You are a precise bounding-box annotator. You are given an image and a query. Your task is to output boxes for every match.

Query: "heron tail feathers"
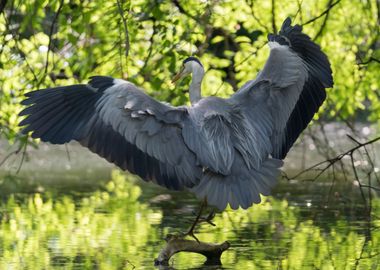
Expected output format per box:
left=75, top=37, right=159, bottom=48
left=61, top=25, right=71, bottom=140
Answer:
left=190, top=158, right=283, bottom=210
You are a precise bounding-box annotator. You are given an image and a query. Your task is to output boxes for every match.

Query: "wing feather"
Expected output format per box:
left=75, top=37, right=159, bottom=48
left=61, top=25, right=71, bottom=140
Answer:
left=19, top=77, right=201, bottom=190
left=232, top=17, right=333, bottom=160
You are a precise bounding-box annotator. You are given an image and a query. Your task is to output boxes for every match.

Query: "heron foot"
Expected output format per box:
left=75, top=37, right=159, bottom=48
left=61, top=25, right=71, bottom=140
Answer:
left=156, top=201, right=226, bottom=266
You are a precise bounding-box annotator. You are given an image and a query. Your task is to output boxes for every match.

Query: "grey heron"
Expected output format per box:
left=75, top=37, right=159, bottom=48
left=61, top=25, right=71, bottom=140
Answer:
left=19, top=18, right=333, bottom=211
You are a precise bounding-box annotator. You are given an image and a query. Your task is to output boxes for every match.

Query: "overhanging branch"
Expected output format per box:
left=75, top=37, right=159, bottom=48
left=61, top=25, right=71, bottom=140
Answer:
left=284, top=135, right=380, bottom=182
left=302, top=0, right=341, bottom=26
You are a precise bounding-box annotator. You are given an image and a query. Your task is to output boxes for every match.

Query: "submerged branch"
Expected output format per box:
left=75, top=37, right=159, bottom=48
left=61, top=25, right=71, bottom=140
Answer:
left=154, top=234, right=230, bottom=266
left=154, top=202, right=227, bottom=266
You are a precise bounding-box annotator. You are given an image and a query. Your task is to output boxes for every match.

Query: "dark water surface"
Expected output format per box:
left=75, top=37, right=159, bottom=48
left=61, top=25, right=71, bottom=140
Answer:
left=0, top=143, right=379, bottom=269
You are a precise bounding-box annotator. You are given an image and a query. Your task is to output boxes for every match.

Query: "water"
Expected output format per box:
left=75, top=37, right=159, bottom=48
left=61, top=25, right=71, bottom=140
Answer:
left=0, top=143, right=379, bottom=269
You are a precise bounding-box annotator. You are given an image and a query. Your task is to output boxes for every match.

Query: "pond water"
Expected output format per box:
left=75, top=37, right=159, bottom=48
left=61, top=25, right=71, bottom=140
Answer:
left=0, top=142, right=379, bottom=269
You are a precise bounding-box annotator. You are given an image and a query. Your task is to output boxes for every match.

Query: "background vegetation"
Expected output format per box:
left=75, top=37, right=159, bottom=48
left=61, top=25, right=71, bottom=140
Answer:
left=1, top=0, right=380, bottom=144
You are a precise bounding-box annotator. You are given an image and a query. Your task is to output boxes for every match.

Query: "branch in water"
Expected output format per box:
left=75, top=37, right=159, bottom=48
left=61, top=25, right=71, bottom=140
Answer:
left=154, top=234, right=230, bottom=266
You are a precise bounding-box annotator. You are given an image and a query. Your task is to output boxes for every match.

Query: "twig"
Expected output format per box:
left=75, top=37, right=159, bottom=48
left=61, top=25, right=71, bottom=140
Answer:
left=313, top=0, right=334, bottom=40
left=210, top=80, right=225, bottom=97
left=288, top=135, right=380, bottom=180
left=16, top=140, right=28, bottom=174
left=245, top=0, right=270, bottom=32
left=125, top=259, right=136, bottom=269
left=0, top=0, right=7, bottom=14
left=350, top=151, right=369, bottom=214
left=139, top=19, right=157, bottom=76
left=368, top=173, right=373, bottom=216
left=0, top=138, right=28, bottom=173
left=271, top=0, right=277, bottom=33
left=182, top=198, right=216, bottom=242
left=118, top=26, right=124, bottom=76
left=326, top=165, right=336, bottom=204
left=64, top=144, right=71, bottom=162
left=172, top=0, right=213, bottom=57
left=116, top=0, right=130, bottom=58
left=354, top=235, right=371, bottom=269
left=302, top=0, right=341, bottom=25
left=2, top=8, right=39, bottom=85
left=172, top=0, right=197, bottom=21
left=293, top=0, right=304, bottom=23
left=43, top=0, right=65, bottom=78
left=362, top=144, right=380, bottom=185
left=234, top=41, right=267, bottom=68
left=358, top=57, right=380, bottom=66
left=0, top=146, right=22, bottom=167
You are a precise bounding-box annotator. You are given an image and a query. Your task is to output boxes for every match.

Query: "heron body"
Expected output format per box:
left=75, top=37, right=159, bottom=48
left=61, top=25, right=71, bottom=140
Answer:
left=19, top=18, right=333, bottom=210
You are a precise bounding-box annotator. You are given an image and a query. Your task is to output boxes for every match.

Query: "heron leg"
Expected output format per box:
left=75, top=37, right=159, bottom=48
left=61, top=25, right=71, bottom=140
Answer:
left=183, top=198, right=216, bottom=242
left=184, top=198, right=206, bottom=242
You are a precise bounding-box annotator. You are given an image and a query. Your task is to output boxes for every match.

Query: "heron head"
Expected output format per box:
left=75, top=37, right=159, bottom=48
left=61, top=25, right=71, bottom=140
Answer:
left=172, top=57, right=204, bottom=83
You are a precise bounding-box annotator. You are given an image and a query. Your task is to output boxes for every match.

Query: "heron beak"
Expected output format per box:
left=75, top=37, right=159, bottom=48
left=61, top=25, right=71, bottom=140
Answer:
left=171, top=67, right=185, bottom=83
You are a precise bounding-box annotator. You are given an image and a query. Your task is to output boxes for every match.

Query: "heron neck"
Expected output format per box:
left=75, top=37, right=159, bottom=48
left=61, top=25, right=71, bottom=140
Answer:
left=189, top=68, right=204, bottom=105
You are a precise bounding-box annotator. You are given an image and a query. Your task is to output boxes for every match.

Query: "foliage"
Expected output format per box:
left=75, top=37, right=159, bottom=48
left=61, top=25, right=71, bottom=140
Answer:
left=0, top=0, right=380, bottom=143
left=0, top=170, right=379, bottom=269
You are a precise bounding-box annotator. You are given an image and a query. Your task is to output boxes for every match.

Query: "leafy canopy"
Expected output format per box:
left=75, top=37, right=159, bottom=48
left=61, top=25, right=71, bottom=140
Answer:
left=1, top=0, right=379, bottom=143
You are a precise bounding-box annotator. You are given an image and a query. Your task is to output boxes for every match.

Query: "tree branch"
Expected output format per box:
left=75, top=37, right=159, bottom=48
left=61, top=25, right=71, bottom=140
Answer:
left=0, top=0, right=7, bottom=14
left=285, top=135, right=380, bottom=181
left=313, top=0, right=334, bottom=40
left=302, top=0, right=341, bottom=26
left=294, top=0, right=304, bottom=23
left=154, top=234, right=230, bottom=266
left=358, top=57, right=380, bottom=66
left=246, top=0, right=270, bottom=32
left=271, top=0, right=277, bottom=33
left=43, top=0, right=65, bottom=78
left=139, top=19, right=157, bottom=77
left=116, top=0, right=130, bottom=58
left=172, top=0, right=197, bottom=21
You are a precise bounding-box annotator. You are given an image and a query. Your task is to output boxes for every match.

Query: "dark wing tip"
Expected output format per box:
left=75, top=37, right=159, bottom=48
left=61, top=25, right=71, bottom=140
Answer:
left=88, top=76, right=115, bottom=92
left=269, top=18, right=333, bottom=159
left=20, top=98, right=32, bottom=105
left=268, top=17, right=333, bottom=88
left=281, top=17, right=292, bottom=30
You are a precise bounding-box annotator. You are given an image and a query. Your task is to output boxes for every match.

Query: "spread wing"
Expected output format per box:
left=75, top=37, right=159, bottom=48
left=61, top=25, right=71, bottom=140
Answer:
left=19, top=76, right=201, bottom=190
left=18, top=17, right=333, bottom=210
left=232, top=17, right=333, bottom=160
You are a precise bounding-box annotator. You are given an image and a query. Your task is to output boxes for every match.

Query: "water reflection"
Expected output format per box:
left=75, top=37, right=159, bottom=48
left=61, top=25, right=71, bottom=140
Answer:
left=0, top=170, right=379, bottom=269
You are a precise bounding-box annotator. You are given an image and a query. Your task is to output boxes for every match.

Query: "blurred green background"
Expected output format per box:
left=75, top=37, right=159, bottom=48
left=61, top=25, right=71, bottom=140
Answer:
left=1, top=0, right=380, bottom=141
